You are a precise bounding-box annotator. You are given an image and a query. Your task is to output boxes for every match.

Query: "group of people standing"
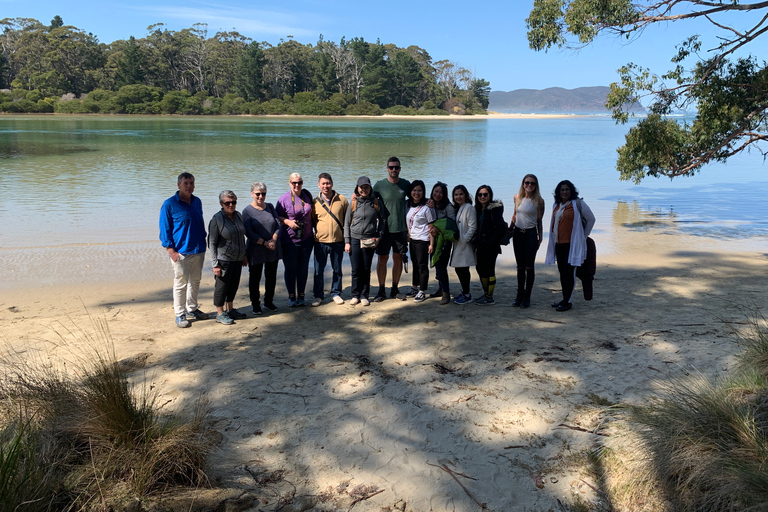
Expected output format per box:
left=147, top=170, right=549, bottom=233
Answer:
left=159, top=158, right=595, bottom=327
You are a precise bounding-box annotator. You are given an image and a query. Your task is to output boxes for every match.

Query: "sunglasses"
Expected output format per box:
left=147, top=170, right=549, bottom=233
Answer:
left=291, top=181, right=303, bottom=185
left=387, top=165, right=401, bottom=170
left=222, top=200, right=237, bottom=206
left=253, top=192, right=266, bottom=197
left=478, top=192, right=489, bottom=198
left=524, top=181, right=537, bottom=186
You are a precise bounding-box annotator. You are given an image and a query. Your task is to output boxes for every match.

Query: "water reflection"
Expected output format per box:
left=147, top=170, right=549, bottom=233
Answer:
left=0, top=115, right=765, bottom=288
left=612, top=199, right=767, bottom=241
left=0, top=141, right=97, bottom=158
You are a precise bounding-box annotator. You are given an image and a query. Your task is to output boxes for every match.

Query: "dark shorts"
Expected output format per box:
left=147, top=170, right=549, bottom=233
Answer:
left=375, top=231, right=408, bottom=256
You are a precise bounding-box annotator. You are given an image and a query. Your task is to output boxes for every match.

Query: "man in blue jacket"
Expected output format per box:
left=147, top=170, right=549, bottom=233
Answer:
left=159, top=172, right=208, bottom=327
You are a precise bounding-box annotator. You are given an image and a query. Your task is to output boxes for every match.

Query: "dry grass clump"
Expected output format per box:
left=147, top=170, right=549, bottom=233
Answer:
left=596, top=315, right=768, bottom=512
left=0, top=317, right=214, bottom=511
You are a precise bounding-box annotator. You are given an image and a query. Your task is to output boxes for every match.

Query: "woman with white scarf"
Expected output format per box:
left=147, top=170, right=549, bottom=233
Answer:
left=544, top=180, right=595, bottom=312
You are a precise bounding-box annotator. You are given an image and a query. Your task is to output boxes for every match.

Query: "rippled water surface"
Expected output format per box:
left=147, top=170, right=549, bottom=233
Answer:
left=1, top=115, right=765, bottom=287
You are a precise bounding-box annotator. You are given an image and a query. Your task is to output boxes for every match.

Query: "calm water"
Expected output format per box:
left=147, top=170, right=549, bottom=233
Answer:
left=1, top=115, right=765, bottom=288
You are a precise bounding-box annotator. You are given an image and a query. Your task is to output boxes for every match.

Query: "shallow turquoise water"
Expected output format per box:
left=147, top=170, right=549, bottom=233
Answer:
left=1, top=115, right=765, bottom=287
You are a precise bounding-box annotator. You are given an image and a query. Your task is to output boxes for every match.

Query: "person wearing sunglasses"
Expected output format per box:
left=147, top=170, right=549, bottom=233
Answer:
left=511, top=174, right=546, bottom=308
left=208, top=190, right=248, bottom=324
left=544, top=180, right=595, bottom=312
left=243, top=182, right=281, bottom=315
left=277, top=172, right=314, bottom=306
left=372, top=156, right=411, bottom=302
left=473, top=185, right=506, bottom=305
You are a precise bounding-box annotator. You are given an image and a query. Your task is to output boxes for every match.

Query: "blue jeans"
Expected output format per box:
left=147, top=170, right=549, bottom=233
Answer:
left=283, top=237, right=314, bottom=297
left=313, top=241, right=344, bottom=299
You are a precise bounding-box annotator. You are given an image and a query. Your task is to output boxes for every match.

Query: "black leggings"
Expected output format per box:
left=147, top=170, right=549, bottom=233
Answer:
left=475, top=246, right=498, bottom=297
left=555, top=243, right=575, bottom=303
left=454, top=267, right=471, bottom=295
left=410, top=239, right=430, bottom=290
left=249, top=260, right=278, bottom=306
left=513, top=228, right=539, bottom=294
left=214, top=260, right=243, bottom=307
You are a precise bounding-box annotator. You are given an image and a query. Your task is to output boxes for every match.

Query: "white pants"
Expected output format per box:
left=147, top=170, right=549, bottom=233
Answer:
left=171, top=252, right=205, bottom=317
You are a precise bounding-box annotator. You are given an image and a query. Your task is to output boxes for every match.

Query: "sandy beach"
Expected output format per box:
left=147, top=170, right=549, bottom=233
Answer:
left=1, top=229, right=767, bottom=511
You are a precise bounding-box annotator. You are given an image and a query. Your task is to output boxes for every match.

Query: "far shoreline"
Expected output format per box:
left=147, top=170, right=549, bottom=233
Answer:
left=0, top=112, right=591, bottom=120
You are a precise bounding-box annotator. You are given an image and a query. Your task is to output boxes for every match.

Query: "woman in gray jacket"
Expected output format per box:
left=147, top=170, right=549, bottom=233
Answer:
left=208, top=190, right=248, bottom=324
left=344, top=176, right=389, bottom=306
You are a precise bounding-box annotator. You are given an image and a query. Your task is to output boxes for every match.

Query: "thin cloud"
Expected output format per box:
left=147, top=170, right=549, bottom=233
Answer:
left=131, top=4, right=322, bottom=38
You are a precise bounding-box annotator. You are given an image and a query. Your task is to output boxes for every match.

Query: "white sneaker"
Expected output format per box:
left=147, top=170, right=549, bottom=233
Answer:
left=349, top=297, right=360, bottom=305
left=361, top=298, right=370, bottom=306
left=332, top=295, right=345, bottom=305
left=311, top=297, right=322, bottom=307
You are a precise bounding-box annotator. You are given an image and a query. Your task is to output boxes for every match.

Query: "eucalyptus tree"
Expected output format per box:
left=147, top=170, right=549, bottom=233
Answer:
left=181, top=24, right=210, bottom=92
left=317, top=36, right=359, bottom=96
left=527, top=0, right=768, bottom=182
left=263, top=38, right=314, bottom=98
left=207, top=30, right=250, bottom=97
left=45, top=25, right=105, bottom=94
left=144, top=24, right=187, bottom=91
left=388, top=50, right=421, bottom=107
left=0, top=18, right=104, bottom=95
left=0, top=18, right=45, bottom=89
left=402, top=45, right=439, bottom=106
left=434, top=60, right=462, bottom=100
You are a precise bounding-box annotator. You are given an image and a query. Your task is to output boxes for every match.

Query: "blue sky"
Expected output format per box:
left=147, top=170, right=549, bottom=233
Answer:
left=2, top=0, right=757, bottom=91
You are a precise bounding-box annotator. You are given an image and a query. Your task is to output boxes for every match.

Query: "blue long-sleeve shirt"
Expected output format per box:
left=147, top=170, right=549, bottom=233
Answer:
left=159, top=192, right=207, bottom=255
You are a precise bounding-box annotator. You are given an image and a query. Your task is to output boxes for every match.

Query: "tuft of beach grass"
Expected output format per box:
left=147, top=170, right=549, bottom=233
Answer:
left=0, top=314, right=215, bottom=511
left=594, top=314, right=768, bottom=512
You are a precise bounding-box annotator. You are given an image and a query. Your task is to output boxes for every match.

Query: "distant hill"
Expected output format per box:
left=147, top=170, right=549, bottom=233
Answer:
left=488, top=86, right=645, bottom=114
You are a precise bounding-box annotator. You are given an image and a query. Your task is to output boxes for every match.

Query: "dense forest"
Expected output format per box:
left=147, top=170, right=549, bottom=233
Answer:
left=0, top=16, right=490, bottom=116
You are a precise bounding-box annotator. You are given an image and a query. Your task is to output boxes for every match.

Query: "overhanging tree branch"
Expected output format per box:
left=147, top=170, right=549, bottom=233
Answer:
left=527, top=0, right=768, bottom=181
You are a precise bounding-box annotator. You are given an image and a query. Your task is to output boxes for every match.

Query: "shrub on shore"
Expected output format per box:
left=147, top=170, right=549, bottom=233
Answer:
left=596, top=315, right=768, bottom=512
left=2, top=86, right=485, bottom=116
left=0, top=320, right=214, bottom=511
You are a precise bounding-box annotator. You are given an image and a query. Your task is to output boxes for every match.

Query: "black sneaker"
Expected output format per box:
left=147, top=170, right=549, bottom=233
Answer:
left=252, top=303, right=263, bottom=315
left=390, top=286, right=400, bottom=298
left=188, top=309, right=209, bottom=320
left=373, top=290, right=386, bottom=302
left=228, top=309, right=247, bottom=320
left=405, top=287, right=419, bottom=298
left=263, top=302, right=278, bottom=312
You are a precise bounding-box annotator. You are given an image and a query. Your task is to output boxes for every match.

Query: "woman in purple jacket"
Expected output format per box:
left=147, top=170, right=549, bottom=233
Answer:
left=276, top=172, right=314, bottom=307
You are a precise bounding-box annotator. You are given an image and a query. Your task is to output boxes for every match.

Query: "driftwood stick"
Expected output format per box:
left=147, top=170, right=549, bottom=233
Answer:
left=531, top=317, right=565, bottom=324
left=580, top=478, right=609, bottom=498
left=557, top=423, right=609, bottom=436
left=427, top=462, right=487, bottom=509
left=348, top=488, right=385, bottom=510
